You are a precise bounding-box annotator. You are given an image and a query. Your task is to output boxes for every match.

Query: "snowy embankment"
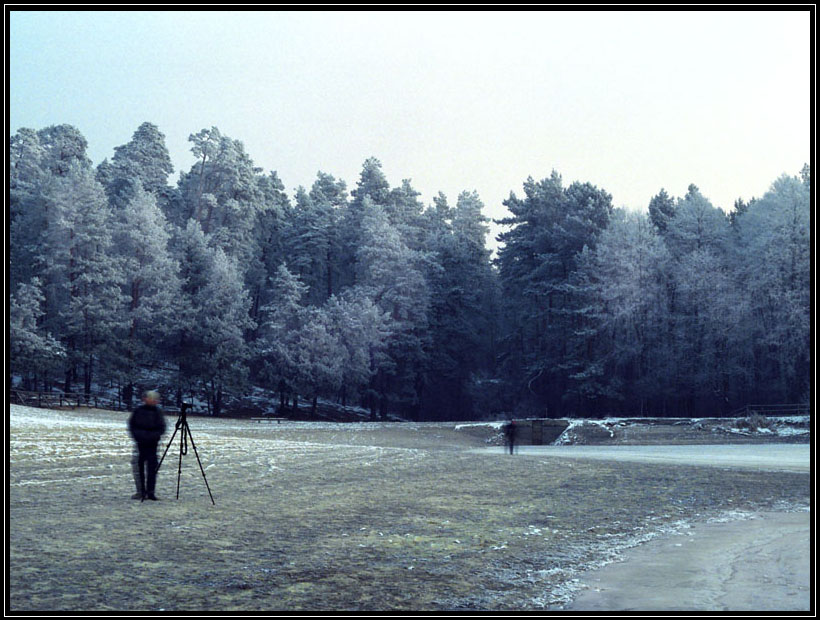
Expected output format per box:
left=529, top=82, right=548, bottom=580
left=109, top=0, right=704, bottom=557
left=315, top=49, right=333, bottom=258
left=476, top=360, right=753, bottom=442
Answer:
left=555, top=416, right=809, bottom=444
left=453, top=415, right=810, bottom=446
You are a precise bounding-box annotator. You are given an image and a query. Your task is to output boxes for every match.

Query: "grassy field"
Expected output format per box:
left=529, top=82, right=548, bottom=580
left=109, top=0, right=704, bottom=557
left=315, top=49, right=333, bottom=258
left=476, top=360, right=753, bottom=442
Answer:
left=8, top=406, right=810, bottom=612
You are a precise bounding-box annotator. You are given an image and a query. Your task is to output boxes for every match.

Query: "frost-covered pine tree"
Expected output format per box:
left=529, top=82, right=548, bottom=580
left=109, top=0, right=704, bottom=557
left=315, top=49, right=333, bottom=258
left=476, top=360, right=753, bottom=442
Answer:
left=386, top=178, right=426, bottom=250
left=671, top=246, right=749, bottom=413
left=356, top=199, right=431, bottom=418
left=292, top=306, right=345, bottom=415
left=324, top=291, right=392, bottom=408
left=170, top=220, right=255, bottom=414
left=661, top=185, right=746, bottom=413
left=97, top=121, right=174, bottom=210
left=309, top=172, right=347, bottom=300
left=9, top=278, right=66, bottom=390
left=40, top=165, right=126, bottom=395
left=568, top=210, right=672, bottom=414
left=735, top=172, right=810, bottom=402
left=283, top=186, right=337, bottom=305
left=112, top=183, right=183, bottom=406
left=255, top=263, right=309, bottom=411
left=36, top=124, right=92, bottom=177
left=663, top=184, right=731, bottom=258
left=197, top=248, right=256, bottom=415
left=337, top=157, right=392, bottom=290
left=9, top=128, right=49, bottom=289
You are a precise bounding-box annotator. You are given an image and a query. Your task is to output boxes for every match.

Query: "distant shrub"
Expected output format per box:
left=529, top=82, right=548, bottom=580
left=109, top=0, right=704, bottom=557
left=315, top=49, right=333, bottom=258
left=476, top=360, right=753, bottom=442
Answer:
left=749, top=414, right=774, bottom=431
left=735, top=414, right=774, bottom=432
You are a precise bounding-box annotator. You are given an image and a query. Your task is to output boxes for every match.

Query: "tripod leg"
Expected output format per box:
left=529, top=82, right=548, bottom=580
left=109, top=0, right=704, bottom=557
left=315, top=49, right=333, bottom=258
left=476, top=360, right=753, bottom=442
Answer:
left=144, top=426, right=178, bottom=503
left=156, top=424, right=180, bottom=473
left=176, top=429, right=185, bottom=500
left=183, top=423, right=216, bottom=505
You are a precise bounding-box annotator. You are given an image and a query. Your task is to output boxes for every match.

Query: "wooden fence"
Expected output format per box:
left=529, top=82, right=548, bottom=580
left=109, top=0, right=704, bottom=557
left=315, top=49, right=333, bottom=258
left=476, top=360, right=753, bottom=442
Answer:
left=730, top=403, right=810, bottom=418
left=9, top=389, right=126, bottom=412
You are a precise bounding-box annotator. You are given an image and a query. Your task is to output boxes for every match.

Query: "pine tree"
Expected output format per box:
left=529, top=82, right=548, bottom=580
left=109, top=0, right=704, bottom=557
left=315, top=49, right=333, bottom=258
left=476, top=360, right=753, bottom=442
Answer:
left=736, top=173, right=810, bottom=402
left=170, top=220, right=255, bottom=413
left=112, top=184, right=183, bottom=406
left=36, top=124, right=92, bottom=177
left=568, top=210, right=672, bottom=415
left=495, top=171, right=613, bottom=416
left=9, top=128, right=49, bottom=288
left=338, top=158, right=392, bottom=289
left=255, top=263, right=309, bottom=411
left=40, top=165, right=126, bottom=395
left=10, top=278, right=66, bottom=390
left=324, top=291, right=392, bottom=408
left=422, top=190, right=496, bottom=418
left=283, top=187, right=336, bottom=305
left=356, top=200, right=431, bottom=418
left=98, top=122, right=174, bottom=209
left=647, top=188, right=676, bottom=233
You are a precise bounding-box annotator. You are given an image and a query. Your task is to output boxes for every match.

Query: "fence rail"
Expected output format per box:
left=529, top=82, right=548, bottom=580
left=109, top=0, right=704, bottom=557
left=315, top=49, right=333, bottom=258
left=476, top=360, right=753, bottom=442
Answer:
left=9, top=389, right=127, bottom=412
left=730, top=404, right=810, bottom=418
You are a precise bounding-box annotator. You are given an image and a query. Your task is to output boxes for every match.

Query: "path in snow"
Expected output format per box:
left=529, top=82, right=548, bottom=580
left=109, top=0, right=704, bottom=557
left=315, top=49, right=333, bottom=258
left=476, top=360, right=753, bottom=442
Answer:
left=470, top=444, right=810, bottom=473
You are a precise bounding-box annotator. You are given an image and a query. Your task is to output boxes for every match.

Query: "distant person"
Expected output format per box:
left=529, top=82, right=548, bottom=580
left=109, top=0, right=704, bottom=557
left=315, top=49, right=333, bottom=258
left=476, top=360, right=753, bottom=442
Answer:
left=128, top=390, right=167, bottom=501
left=504, top=419, right=518, bottom=455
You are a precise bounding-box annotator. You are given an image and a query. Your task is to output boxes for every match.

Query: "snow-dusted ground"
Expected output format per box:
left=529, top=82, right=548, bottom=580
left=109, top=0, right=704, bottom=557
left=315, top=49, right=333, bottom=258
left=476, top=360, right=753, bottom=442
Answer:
left=7, top=404, right=429, bottom=488
left=8, top=404, right=811, bottom=611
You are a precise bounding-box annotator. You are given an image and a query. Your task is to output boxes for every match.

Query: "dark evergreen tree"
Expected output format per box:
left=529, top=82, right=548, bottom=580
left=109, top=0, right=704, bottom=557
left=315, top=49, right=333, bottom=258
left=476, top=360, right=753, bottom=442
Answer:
left=495, top=172, right=613, bottom=417
left=647, top=188, right=676, bottom=233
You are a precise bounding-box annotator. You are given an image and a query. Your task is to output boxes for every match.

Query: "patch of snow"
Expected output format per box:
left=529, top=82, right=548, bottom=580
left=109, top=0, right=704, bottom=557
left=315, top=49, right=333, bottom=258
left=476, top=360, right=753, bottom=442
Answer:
left=454, top=421, right=506, bottom=431
left=775, top=425, right=811, bottom=437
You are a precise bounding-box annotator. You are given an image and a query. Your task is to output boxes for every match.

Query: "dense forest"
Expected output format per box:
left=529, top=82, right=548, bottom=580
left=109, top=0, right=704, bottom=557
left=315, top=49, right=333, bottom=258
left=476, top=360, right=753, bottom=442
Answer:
left=8, top=123, right=811, bottom=419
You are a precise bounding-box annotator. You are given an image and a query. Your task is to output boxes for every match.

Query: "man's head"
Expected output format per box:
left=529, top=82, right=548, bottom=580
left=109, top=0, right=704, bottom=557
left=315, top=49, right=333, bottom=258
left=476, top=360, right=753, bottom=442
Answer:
left=143, top=390, right=161, bottom=406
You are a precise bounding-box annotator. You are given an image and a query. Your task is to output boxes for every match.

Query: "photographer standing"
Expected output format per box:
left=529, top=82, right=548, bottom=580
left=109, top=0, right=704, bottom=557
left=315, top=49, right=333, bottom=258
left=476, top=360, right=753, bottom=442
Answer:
left=128, top=390, right=166, bottom=501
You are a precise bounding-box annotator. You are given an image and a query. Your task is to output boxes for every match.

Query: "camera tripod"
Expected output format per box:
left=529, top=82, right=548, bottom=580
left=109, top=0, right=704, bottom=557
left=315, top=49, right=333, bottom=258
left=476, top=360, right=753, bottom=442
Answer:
left=151, top=403, right=215, bottom=504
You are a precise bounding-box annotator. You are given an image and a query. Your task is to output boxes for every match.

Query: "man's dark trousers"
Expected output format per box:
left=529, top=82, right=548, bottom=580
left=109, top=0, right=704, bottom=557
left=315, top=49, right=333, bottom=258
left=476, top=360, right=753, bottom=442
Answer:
left=136, top=440, right=159, bottom=497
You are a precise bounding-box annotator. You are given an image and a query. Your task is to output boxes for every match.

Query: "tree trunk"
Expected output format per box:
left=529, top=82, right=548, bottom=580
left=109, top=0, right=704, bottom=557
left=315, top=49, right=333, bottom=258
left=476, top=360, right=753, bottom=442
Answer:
left=214, top=384, right=222, bottom=417
left=311, top=395, right=318, bottom=417
left=327, top=249, right=333, bottom=298
left=64, top=365, right=74, bottom=395
left=123, top=383, right=134, bottom=409
left=83, top=356, right=93, bottom=398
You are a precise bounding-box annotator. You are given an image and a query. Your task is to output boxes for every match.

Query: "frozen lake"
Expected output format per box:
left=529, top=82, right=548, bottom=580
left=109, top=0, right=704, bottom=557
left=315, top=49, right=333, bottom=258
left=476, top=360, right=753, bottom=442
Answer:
left=472, top=444, right=810, bottom=473
left=567, top=510, right=810, bottom=612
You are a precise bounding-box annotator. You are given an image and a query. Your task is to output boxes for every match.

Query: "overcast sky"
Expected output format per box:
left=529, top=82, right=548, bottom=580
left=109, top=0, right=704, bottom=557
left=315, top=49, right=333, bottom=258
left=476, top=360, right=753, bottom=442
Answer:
left=8, top=10, right=810, bottom=248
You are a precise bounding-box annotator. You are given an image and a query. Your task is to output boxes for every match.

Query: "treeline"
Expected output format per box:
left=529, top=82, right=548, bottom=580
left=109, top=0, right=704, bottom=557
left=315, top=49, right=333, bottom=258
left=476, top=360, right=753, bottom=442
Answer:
left=9, top=123, right=811, bottom=419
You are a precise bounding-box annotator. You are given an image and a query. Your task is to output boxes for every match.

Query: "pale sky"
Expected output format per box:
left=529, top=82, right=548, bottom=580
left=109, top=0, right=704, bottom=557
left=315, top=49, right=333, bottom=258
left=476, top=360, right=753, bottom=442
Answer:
left=8, top=10, right=811, bottom=249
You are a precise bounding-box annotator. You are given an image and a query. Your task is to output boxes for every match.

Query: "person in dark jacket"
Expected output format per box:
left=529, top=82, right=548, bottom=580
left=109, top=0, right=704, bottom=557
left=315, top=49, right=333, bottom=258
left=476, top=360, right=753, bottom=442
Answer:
left=128, top=390, right=167, bottom=501
left=503, top=419, right=518, bottom=455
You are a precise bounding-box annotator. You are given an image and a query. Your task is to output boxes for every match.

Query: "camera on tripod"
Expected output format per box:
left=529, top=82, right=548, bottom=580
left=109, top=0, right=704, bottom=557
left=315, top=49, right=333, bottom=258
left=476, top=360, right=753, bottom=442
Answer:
left=152, top=401, right=215, bottom=505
